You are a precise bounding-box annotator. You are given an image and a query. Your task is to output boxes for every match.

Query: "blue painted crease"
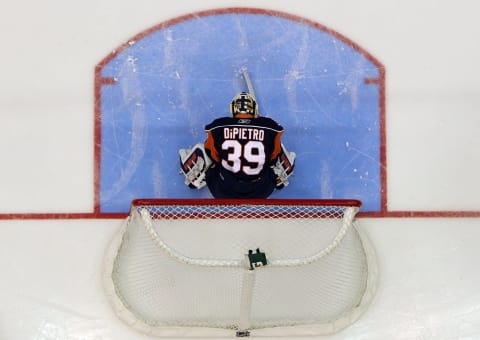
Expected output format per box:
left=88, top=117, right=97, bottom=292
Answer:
left=99, top=13, right=382, bottom=213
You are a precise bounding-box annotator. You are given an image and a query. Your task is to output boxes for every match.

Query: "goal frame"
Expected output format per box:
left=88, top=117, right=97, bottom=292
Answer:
left=103, top=198, right=376, bottom=338
left=131, top=198, right=363, bottom=215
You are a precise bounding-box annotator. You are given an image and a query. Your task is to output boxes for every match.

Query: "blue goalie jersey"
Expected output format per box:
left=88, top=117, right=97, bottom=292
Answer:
left=204, top=116, right=284, bottom=198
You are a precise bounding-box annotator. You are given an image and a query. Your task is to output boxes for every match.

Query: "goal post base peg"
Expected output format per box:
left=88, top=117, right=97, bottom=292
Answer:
left=236, top=330, right=251, bottom=337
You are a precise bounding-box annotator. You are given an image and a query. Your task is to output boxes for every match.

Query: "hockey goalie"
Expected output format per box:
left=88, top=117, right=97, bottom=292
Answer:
left=179, top=92, right=296, bottom=198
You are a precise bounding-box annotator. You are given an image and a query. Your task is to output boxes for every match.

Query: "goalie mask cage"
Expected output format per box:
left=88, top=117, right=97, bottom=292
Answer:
left=103, top=199, right=377, bottom=338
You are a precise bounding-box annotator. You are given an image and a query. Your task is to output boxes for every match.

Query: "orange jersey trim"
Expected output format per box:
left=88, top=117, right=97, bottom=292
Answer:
left=233, top=113, right=257, bottom=118
left=271, top=131, right=283, bottom=160
left=204, top=131, right=220, bottom=163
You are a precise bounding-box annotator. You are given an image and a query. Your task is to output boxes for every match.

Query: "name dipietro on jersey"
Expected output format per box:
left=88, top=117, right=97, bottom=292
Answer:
left=223, top=126, right=265, bottom=141
left=205, top=116, right=284, bottom=179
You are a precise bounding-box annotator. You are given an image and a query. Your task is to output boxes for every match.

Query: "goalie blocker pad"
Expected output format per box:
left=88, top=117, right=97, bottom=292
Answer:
left=272, top=143, right=296, bottom=189
left=179, top=143, right=212, bottom=189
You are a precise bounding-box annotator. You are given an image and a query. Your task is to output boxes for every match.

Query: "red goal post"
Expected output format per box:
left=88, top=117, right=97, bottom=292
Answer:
left=131, top=198, right=363, bottom=218
left=103, top=198, right=377, bottom=338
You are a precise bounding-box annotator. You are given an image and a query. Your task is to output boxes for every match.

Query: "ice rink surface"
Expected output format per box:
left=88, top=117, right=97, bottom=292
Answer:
left=1, top=1, right=479, bottom=339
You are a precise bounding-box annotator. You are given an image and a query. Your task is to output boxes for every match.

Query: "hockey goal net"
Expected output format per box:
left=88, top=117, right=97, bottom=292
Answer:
left=103, top=199, right=377, bottom=337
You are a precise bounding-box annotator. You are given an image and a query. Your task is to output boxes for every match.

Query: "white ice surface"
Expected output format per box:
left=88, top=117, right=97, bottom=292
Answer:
left=0, top=1, right=479, bottom=339
left=0, top=0, right=479, bottom=213
left=1, top=218, right=480, bottom=339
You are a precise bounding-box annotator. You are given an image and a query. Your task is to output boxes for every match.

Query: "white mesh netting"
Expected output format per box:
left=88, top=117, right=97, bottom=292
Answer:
left=103, top=199, right=377, bottom=337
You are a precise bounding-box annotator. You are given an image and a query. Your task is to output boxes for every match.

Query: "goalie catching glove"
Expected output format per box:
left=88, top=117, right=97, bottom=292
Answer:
left=179, top=143, right=212, bottom=189
left=272, top=143, right=296, bottom=189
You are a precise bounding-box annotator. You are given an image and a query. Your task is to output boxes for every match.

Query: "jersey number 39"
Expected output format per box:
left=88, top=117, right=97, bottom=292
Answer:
left=221, top=140, right=265, bottom=176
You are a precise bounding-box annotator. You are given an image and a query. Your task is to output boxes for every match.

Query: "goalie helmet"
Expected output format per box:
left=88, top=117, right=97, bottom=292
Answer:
left=230, top=92, right=258, bottom=118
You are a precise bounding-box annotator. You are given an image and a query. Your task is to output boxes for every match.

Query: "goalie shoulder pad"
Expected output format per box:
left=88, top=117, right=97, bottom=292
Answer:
left=179, top=143, right=212, bottom=189
left=272, top=143, right=296, bottom=189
